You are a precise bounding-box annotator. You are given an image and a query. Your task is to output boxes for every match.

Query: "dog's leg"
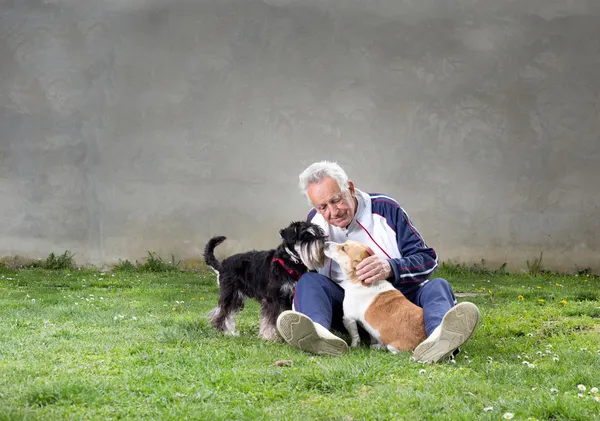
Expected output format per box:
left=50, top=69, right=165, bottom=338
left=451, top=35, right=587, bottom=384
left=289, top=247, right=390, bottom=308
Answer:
left=343, top=316, right=361, bottom=348
left=211, top=287, right=244, bottom=336
left=386, top=344, right=400, bottom=354
left=259, top=300, right=281, bottom=341
left=369, top=336, right=386, bottom=351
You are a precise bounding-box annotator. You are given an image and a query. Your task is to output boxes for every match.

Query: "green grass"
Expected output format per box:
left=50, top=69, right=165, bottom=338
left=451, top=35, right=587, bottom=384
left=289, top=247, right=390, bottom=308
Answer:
left=0, top=266, right=598, bottom=421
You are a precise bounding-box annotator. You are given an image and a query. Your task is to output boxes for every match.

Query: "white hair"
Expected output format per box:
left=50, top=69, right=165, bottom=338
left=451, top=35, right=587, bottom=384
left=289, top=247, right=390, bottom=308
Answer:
left=298, top=161, right=350, bottom=203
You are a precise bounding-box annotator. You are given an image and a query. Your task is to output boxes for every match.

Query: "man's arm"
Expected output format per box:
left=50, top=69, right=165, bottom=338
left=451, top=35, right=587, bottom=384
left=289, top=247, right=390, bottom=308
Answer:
left=371, top=198, right=438, bottom=287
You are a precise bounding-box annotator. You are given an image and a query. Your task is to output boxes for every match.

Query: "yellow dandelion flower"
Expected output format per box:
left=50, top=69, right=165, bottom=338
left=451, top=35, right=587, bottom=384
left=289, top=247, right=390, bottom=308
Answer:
left=538, top=299, right=545, bottom=303
left=560, top=300, right=567, bottom=305
left=192, top=297, right=196, bottom=300
left=172, top=307, right=177, bottom=311
left=555, top=283, right=562, bottom=287
left=200, top=297, right=205, bottom=300
left=488, top=289, right=493, bottom=294
left=180, top=290, right=184, bottom=293
left=518, top=295, right=524, bottom=300
left=537, top=286, right=542, bottom=289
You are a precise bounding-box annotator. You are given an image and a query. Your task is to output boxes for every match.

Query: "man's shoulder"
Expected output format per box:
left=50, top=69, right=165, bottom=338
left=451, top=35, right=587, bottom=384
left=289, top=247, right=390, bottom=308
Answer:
left=307, top=208, right=318, bottom=221
left=307, top=209, right=328, bottom=227
left=367, top=192, right=401, bottom=209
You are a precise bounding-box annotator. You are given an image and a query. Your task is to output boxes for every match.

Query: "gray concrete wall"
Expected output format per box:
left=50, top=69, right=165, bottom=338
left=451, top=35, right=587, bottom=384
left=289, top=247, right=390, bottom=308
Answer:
left=1, top=0, right=599, bottom=272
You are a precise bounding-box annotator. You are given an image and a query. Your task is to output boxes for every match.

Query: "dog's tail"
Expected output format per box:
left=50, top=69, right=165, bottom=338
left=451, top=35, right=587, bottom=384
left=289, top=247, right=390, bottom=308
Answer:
left=203, top=236, right=226, bottom=272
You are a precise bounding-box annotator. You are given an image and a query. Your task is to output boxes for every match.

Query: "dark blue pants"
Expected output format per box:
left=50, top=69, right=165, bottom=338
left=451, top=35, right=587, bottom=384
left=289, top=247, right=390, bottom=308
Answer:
left=293, top=273, right=457, bottom=336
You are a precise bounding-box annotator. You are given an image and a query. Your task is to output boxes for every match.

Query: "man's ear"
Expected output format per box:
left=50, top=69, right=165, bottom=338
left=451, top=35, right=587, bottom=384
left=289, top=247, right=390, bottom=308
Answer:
left=348, top=180, right=355, bottom=194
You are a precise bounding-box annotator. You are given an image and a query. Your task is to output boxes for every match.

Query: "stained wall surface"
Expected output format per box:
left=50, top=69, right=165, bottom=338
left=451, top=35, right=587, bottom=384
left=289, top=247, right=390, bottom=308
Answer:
left=1, top=0, right=599, bottom=272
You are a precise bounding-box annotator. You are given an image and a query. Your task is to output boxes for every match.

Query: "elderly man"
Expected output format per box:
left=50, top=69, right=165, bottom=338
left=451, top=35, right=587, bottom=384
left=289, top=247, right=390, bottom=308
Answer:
left=276, top=161, right=480, bottom=362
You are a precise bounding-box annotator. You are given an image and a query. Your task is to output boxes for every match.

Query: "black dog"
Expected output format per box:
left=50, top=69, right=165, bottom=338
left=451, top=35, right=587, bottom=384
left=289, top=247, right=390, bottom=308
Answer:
left=203, top=221, right=327, bottom=340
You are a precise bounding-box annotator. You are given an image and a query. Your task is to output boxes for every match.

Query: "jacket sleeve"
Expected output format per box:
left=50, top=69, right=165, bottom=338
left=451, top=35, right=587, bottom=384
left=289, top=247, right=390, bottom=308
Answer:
left=375, top=200, right=438, bottom=287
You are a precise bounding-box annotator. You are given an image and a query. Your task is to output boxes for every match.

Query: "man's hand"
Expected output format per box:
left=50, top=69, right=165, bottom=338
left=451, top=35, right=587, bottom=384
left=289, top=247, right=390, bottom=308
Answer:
left=355, top=255, right=392, bottom=285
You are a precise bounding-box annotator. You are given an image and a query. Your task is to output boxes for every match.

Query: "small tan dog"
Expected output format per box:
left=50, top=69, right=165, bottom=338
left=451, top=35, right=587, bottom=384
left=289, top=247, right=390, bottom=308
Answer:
left=324, top=240, right=427, bottom=353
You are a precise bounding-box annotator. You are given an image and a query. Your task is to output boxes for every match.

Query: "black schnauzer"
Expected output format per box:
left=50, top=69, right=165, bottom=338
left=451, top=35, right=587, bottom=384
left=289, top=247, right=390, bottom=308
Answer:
left=203, top=221, right=327, bottom=340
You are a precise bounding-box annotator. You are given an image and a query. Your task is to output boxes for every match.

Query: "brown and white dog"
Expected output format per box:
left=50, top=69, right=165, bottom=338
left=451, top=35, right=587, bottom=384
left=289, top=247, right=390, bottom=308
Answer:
left=324, top=240, right=427, bottom=353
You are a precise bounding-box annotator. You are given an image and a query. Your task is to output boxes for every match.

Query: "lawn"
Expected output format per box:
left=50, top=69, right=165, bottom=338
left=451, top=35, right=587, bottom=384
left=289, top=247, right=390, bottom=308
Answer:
left=0, top=263, right=598, bottom=420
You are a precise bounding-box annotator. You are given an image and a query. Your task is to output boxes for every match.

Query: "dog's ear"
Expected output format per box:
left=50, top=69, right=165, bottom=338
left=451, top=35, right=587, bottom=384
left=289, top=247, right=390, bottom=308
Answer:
left=279, top=226, right=296, bottom=243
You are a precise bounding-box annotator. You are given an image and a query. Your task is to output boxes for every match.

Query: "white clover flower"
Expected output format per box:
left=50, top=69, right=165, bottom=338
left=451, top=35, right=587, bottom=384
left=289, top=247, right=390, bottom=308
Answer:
left=578, top=384, right=586, bottom=391
left=578, top=393, right=584, bottom=398
left=503, top=412, right=514, bottom=419
left=419, top=369, right=426, bottom=375
left=131, top=316, right=137, bottom=321
left=553, top=357, right=559, bottom=362
left=550, top=388, right=559, bottom=393
left=594, top=396, right=600, bottom=402
left=483, top=406, right=493, bottom=412
left=591, top=387, right=598, bottom=394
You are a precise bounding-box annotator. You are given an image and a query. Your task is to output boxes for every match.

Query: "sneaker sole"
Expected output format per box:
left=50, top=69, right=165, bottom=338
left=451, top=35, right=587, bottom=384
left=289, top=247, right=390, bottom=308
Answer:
left=413, top=302, right=480, bottom=363
left=276, top=311, right=348, bottom=356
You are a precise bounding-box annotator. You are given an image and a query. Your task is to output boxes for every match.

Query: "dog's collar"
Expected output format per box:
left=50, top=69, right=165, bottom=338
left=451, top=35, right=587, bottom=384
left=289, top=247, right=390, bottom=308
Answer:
left=272, top=257, right=303, bottom=280
left=285, top=246, right=300, bottom=264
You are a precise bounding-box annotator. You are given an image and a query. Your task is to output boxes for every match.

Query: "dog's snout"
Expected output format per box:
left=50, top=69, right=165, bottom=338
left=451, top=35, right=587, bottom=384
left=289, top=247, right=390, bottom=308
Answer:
left=324, top=241, right=338, bottom=258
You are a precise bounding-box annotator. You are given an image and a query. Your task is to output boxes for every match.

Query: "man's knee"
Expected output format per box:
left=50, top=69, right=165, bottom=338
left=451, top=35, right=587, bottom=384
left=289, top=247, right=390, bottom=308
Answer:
left=294, top=273, right=344, bottom=309
left=296, top=272, right=332, bottom=292
left=421, top=278, right=456, bottom=303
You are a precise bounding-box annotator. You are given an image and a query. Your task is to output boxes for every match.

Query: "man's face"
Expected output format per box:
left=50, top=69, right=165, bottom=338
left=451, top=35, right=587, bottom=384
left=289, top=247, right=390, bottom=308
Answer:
left=307, top=177, right=357, bottom=228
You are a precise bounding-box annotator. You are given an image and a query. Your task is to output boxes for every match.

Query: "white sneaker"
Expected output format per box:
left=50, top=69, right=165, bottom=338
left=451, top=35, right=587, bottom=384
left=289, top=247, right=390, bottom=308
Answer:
left=413, top=302, right=480, bottom=363
left=276, top=310, right=348, bottom=356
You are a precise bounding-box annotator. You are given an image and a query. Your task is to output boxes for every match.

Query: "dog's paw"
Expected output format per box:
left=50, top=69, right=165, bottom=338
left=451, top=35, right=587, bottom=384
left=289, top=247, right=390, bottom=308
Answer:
left=350, top=340, right=361, bottom=348
left=370, top=343, right=386, bottom=350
